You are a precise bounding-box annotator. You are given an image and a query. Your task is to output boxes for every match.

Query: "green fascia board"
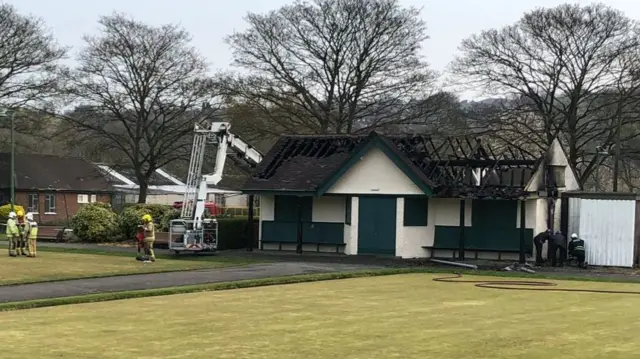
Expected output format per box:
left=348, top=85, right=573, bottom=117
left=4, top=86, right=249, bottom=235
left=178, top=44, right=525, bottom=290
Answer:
left=315, top=134, right=432, bottom=196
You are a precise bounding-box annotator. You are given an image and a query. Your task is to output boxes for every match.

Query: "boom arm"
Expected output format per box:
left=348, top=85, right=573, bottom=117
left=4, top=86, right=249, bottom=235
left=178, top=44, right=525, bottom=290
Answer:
left=182, top=122, right=263, bottom=227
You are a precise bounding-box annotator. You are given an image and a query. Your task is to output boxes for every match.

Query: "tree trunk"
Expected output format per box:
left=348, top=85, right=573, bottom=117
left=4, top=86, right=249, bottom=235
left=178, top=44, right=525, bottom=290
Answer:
left=137, top=181, right=148, bottom=203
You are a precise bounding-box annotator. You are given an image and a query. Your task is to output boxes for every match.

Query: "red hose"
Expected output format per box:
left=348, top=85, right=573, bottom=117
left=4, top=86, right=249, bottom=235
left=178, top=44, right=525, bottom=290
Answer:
left=433, top=273, right=640, bottom=295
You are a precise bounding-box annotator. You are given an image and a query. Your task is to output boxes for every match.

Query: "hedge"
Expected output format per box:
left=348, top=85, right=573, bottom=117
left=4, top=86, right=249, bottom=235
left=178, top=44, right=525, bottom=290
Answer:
left=217, top=218, right=257, bottom=250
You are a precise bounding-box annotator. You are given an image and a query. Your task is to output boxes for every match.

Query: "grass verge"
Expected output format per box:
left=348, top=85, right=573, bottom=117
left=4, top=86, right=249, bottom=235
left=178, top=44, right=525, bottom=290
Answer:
left=0, top=249, right=261, bottom=286
left=3, top=266, right=640, bottom=312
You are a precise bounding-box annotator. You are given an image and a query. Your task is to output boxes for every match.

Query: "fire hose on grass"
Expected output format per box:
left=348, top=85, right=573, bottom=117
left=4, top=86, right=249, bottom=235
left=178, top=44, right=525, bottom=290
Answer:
left=432, top=273, right=640, bottom=295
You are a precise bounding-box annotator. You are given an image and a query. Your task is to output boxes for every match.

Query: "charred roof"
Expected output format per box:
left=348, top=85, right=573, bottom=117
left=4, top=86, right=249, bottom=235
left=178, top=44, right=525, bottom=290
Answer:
left=244, top=132, right=543, bottom=199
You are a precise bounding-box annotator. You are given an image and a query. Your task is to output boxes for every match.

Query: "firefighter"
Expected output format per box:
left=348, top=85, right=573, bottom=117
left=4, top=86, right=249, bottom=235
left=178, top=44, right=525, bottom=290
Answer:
left=6, top=211, right=19, bottom=257
left=141, top=214, right=156, bottom=263
left=549, top=230, right=567, bottom=267
left=16, top=209, right=27, bottom=256
left=569, top=233, right=586, bottom=268
left=533, top=229, right=551, bottom=265
left=25, top=212, right=38, bottom=257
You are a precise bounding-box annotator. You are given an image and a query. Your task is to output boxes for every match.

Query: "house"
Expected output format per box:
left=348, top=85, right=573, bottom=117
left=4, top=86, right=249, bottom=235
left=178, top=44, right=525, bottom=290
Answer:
left=0, top=153, right=117, bottom=223
left=242, top=132, right=580, bottom=260
left=97, top=164, right=246, bottom=207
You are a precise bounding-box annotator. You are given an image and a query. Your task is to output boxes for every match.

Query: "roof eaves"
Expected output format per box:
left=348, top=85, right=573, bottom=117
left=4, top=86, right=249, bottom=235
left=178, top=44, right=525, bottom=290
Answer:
left=95, top=164, right=136, bottom=186
left=155, top=168, right=186, bottom=186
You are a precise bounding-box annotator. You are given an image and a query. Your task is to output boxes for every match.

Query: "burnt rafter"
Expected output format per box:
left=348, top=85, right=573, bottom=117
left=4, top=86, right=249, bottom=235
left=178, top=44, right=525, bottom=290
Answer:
left=246, top=132, right=544, bottom=200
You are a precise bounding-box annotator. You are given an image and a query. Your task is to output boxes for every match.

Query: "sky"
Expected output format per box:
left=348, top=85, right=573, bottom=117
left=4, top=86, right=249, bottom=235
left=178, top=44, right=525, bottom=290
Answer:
left=7, top=0, right=640, bottom=100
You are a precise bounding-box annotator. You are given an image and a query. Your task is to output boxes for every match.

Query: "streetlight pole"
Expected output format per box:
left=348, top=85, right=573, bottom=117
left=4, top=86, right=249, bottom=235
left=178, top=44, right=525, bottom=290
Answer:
left=9, top=111, right=14, bottom=211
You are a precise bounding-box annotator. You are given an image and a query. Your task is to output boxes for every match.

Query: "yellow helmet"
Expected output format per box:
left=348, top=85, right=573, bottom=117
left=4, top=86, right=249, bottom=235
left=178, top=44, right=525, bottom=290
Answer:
left=141, top=214, right=152, bottom=222
left=16, top=210, right=24, bottom=217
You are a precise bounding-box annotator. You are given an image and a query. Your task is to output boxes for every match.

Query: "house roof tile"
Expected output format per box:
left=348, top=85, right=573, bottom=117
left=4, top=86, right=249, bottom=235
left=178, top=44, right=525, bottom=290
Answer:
left=0, top=153, right=118, bottom=192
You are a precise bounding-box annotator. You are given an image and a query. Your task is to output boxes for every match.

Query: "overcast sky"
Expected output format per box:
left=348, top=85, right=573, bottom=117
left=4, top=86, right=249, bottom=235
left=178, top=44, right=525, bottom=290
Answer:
left=7, top=0, right=640, bottom=100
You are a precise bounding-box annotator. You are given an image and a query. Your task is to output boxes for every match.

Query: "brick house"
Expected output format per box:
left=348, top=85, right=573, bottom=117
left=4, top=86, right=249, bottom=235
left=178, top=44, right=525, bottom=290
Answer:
left=0, top=153, right=118, bottom=223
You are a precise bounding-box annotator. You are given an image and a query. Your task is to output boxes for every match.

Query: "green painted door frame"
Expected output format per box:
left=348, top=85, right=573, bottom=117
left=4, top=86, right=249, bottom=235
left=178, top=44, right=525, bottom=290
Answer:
left=357, top=196, right=397, bottom=255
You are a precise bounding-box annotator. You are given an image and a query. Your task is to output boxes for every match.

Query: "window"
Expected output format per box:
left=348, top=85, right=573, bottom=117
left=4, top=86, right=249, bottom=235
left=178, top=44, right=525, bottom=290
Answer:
left=214, top=193, right=227, bottom=207
left=44, top=194, right=56, bottom=213
left=27, top=194, right=39, bottom=212
left=345, top=196, right=352, bottom=225
left=403, top=197, right=428, bottom=226
left=77, top=194, right=89, bottom=204
left=90, top=194, right=97, bottom=203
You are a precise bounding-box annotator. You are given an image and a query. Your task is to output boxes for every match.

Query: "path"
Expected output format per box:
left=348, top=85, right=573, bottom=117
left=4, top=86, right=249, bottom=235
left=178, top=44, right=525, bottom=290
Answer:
left=0, top=262, right=382, bottom=303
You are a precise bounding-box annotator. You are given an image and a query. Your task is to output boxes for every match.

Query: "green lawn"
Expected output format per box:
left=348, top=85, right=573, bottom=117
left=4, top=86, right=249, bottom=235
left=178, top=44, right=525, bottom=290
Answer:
left=1, top=273, right=640, bottom=358
left=0, top=250, right=256, bottom=285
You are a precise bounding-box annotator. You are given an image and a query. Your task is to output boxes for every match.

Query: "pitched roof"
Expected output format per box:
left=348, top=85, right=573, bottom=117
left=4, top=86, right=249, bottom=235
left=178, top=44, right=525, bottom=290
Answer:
left=0, top=153, right=117, bottom=192
left=243, top=132, right=543, bottom=199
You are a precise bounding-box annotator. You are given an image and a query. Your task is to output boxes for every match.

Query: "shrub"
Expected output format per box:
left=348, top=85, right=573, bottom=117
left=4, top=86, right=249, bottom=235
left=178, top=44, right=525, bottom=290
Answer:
left=116, top=204, right=172, bottom=240
left=217, top=218, right=258, bottom=250
left=0, top=204, right=25, bottom=218
left=70, top=203, right=118, bottom=242
left=160, top=209, right=181, bottom=231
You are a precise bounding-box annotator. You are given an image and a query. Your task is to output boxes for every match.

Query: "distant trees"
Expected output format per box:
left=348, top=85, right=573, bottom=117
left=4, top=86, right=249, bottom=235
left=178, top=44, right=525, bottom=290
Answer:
left=221, top=0, right=445, bottom=138
left=60, top=13, right=219, bottom=202
left=450, top=3, right=640, bottom=186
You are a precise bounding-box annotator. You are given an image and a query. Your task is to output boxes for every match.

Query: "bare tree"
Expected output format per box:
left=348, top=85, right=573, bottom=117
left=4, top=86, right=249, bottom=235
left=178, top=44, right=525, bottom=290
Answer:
left=0, top=4, right=66, bottom=109
left=450, top=3, right=640, bottom=185
left=61, top=13, right=218, bottom=202
left=221, top=0, right=438, bottom=137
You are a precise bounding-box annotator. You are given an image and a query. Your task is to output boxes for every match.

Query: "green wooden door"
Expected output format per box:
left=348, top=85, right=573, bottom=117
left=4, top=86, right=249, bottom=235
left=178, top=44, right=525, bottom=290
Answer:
left=358, top=196, right=397, bottom=255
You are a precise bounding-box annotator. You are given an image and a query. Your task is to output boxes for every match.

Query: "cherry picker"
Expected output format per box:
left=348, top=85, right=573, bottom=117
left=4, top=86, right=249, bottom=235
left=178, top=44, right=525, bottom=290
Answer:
left=169, top=122, right=262, bottom=254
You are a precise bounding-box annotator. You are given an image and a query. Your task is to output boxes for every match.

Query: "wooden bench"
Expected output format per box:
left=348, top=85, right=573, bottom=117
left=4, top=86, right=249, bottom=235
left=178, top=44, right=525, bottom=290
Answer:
left=423, top=246, right=528, bottom=260
left=261, top=240, right=346, bottom=254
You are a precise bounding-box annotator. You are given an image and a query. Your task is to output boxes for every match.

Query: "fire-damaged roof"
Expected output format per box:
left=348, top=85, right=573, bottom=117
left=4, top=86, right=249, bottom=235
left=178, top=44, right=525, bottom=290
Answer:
left=243, top=131, right=545, bottom=199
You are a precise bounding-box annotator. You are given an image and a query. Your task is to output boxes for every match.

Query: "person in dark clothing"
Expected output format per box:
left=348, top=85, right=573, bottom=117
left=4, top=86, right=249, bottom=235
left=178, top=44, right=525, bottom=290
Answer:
left=533, top=229, right=551, bottom=265
left=568, top=233, right=586, bottom=268
left=549, top=231, right=566, bottom=267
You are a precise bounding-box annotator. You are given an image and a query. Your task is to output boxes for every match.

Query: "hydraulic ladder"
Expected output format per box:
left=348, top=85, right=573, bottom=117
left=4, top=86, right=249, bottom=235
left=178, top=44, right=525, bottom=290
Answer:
left=180, top=127, right=208, bottom=219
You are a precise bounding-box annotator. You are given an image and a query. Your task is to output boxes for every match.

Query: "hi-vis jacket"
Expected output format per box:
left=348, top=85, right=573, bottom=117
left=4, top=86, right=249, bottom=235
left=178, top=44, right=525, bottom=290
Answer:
left=5, top=218, right=18, bottom=237
left=143, top=222, right=155, bottom=242
left=24, top=221, right=38, bottom=239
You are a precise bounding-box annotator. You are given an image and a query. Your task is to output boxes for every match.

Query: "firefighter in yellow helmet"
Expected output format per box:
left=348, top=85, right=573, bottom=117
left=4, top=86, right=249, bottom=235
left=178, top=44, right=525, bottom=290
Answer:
left=16, top=209, right=27, bottom=256
left=24, top=212, right=38, bottom=257
left=140, top=214, right=155, bottom=262
left=6, top=211, right=19, bottom=257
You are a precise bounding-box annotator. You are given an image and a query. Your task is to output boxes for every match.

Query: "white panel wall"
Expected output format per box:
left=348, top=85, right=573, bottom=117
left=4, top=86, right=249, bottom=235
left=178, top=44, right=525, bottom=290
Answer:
left=576, top=199, right=635, bottom=267
left=515, top=199, right=537, bottom=229
left=312, top=196, right=345, bottom=222
left=432, top=199, right=472, bottom=226
left=395, top=197, right=433, bottom=258
left=345, top=197, right=359, bottom=255
left=259, top=195, right=275, bottom=242
left=326, top=147, right=424, bottom=195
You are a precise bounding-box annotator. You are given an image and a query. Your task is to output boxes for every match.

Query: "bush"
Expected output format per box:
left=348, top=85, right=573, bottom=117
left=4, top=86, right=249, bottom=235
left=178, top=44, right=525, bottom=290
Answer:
left=217, top=218, right=258, bottom=250
left=70, top=203, right=118, bottom=242
left=0, top=204, right=25, bottom=218
left=160, top=209, right=181, bottom=231
left=116, top=204, right=172, bottom=240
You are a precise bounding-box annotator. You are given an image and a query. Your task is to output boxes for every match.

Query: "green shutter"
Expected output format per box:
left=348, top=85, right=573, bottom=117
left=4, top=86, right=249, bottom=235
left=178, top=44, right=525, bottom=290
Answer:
left=345, top=196, right=352, bottom=225
left=274, top=195, right=312, bottom=222
left=403, top=197, right=428, bottom=226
